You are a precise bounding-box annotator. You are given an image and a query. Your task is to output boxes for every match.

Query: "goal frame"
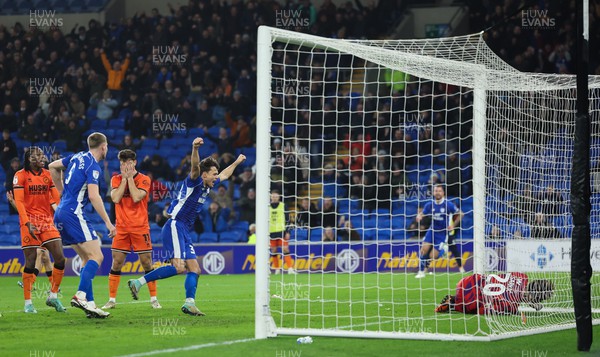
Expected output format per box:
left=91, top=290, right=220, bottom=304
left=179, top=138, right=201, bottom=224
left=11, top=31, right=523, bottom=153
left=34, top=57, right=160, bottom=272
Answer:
left=254, top=25, right=585, bottom=341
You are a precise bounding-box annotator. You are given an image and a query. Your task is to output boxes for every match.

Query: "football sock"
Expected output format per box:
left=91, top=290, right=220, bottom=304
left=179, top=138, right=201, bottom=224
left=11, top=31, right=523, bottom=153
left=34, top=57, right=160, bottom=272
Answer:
left=78, top=260, right=99, bottom=302
left=271, top=253, right=281, bottom=269
left=145, top=269, right=157, bottom=298
left=50, top=264, right=64, bottom=295
left=184, top=272, right=199, bottom=300
left=46, top=270, right=53, bottom=286
left=283, top=253, right=293, bottom=269
left=23, top=267, right=38, bottom=301
left=449, top=245, right=462, bottom=267
left=141, top=265, right=177, bottom=285
left=109, top=270, right=121, bottom=299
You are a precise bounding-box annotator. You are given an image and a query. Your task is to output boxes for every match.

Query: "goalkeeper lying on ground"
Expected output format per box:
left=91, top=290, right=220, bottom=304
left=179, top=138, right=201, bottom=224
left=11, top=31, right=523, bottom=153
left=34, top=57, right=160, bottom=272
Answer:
left=435, top=272, right=554, bottom=314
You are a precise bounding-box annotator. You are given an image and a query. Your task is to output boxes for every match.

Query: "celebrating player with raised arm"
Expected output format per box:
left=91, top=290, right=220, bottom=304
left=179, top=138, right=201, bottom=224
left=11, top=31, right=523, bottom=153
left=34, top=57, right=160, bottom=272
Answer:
left=415, top=184, right=464, bottom=278
left=435, top=272, right=554, bottom=315
left=49, top=132, right=116, bottom=318
left=127, top=138, right=245, bottom=316
left=102, top=149, right=161, bottom=310
left=13, top=147, right=66, bottom=313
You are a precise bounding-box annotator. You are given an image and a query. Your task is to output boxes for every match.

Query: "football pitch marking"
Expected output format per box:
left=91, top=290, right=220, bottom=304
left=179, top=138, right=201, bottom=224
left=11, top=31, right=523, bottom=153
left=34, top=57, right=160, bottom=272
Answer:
left=114, top=338, right=255, bottom=357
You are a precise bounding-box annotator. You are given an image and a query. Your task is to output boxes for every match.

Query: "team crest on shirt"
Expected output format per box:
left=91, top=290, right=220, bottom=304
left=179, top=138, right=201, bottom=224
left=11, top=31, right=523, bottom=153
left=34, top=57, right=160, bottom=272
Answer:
left=441, top=208, right=445, bottom=213
left=43, top=177, right=49, bottom=184
left=93, top=170, right=99, bottom=179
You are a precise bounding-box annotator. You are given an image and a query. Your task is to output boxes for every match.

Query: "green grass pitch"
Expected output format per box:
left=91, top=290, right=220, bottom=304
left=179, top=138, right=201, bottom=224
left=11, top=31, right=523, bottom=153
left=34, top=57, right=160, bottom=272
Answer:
left=0, top=274, right=598, bottom=356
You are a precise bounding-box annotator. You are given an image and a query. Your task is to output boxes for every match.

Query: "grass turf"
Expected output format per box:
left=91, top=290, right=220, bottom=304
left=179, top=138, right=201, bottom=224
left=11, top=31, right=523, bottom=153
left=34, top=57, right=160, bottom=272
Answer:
left=0, top=274, right=598, bottom=356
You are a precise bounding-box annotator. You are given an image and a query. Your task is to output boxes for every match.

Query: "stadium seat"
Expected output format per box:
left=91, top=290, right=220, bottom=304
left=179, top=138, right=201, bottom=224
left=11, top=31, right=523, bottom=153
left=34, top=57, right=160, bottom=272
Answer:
left=230, top=221, right=249, bottom=232
left=141, top=138, right=158, bottom=150
left=362, top=229, right=377, bottom=241
left=219, top=230, right=246, bottom=243
left=207, top=126, right=221, bottom=138
left=91, top=120, right=108, bottom=130
left=52, top=140, right=67, bottom=153
left=167, top=157, right=180, bottom=169
left=5, top=215, right=19, bottom=226
left=109, top=118, right=125, bottom=129
left=199, top=232, right=219, bottom=243
left=309, top=228, right=323, bottom=242
left=290, top=228, right=309, bottom=241
left=0, top=233, right=18, bottom=246
left=149, top=229, right=163, bottom=244
left=187, top=127, right=204, bottom=138
left=377, top=229, right=392, bottom=240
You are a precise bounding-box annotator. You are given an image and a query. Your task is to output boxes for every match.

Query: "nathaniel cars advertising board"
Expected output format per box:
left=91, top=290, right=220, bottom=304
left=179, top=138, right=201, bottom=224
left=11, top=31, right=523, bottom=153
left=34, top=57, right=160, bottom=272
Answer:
left=0, top=241, right=480, bottom=276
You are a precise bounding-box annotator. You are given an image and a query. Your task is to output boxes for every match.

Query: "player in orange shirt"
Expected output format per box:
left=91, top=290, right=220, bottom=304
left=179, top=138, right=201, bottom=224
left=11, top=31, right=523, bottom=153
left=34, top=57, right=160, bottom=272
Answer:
left=102, top=149, right=161, bottom=309
left=13, top=147, right=66, bottom=313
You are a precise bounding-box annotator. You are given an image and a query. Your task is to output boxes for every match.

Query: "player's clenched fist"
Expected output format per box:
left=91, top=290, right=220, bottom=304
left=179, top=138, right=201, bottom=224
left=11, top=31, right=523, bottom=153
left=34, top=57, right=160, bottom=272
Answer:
left=236, top=154, right=246, bottom=163
left=192, top=138, right=204, bottom=148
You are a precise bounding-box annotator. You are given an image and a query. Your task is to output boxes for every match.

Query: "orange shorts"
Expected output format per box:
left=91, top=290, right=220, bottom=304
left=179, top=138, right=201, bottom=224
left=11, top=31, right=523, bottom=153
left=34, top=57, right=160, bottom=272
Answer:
left=270, top=231, right=289, bottom=248
left=111, top=231, right=152, bottom=254
left=21, top=223, right=61, bottom=249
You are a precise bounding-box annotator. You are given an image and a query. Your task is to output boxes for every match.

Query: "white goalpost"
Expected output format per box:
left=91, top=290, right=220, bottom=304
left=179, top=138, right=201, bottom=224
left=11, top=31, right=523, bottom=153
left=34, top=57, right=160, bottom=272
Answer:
left=255, top=25, right=600, bottom=341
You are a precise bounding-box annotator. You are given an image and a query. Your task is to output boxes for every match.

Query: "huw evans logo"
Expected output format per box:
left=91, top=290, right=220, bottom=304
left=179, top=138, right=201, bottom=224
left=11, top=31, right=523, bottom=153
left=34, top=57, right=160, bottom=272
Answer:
left=152, top=113, right=186, bottom=134
left=152, top=46, right=187, bottom=66
left=30, top=10, right=63, bottom=30
left=521, top=9, right=555, bottom=29
left=275, top=10, right=310, bottom=29
left=29, top=78, right=64, bottom=97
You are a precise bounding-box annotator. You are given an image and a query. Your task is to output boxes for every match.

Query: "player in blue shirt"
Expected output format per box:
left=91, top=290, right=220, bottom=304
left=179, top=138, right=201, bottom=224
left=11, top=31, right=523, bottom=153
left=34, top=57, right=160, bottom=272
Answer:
left=127, top=138, right=245, bottom=316
left=49, top=132, right=116, bottom=318
left=415, top=184, right=463, bottom=278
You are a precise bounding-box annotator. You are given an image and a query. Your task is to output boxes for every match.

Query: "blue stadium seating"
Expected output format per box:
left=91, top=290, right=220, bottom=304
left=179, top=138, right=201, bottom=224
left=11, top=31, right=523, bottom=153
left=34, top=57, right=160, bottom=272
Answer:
left=309, top=228, right=323, bottom=242
left=290, top=228, right=309, bottom=241
left=91, top=120, right=108, bottom=130
left=377, top=229, right=392, bottom=240
left=109, top=118, right=125, bottom=129
left=52, top=140, right=67, bottom=153
left=141, top=138, right=158, bottom=150
left=0, top=234, right=19, bottom=246
left=187, top=127, right=205, bottom=138
left=199, top=232, right=219, bottom=243
left=230, top=221, right=249, bottom=232
left=219, top=230, right=246, bottom=243
left=362, top=229, right=377, bottom=241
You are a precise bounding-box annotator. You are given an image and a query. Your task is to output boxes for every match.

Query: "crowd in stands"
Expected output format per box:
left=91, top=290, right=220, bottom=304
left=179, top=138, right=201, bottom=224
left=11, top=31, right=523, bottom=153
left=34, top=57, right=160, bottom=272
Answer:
left=467, top=0, right=600, bottom=75
left=0, top=0, right=402, bottom=244
left=0, top=0, right=588, bottom=244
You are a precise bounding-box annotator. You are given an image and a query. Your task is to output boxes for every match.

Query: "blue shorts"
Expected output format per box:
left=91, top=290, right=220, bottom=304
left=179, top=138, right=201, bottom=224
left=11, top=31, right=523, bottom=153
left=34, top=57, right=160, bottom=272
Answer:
left=54, top=207, right=99, bottom=245
left=162, top=219, right=196, bottom=260
left=423, top=229, right=447, bottom=246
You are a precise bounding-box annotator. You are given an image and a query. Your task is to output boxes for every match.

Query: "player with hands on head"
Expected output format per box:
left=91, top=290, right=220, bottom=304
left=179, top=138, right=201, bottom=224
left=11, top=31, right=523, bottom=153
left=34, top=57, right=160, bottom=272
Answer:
left=102, top=149, right=161, bottom=310
left=127, top=138, right=246, bottom=316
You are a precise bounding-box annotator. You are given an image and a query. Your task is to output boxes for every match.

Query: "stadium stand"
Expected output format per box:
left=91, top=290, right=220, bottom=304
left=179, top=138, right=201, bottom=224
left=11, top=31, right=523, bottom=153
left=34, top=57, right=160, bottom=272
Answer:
left=0, top=1, right=596, bottom=245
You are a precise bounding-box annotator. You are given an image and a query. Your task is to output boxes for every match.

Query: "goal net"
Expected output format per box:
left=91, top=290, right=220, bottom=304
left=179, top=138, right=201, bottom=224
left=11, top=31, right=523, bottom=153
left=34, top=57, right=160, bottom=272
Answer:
left=255, top=26, right=600, bottom=341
